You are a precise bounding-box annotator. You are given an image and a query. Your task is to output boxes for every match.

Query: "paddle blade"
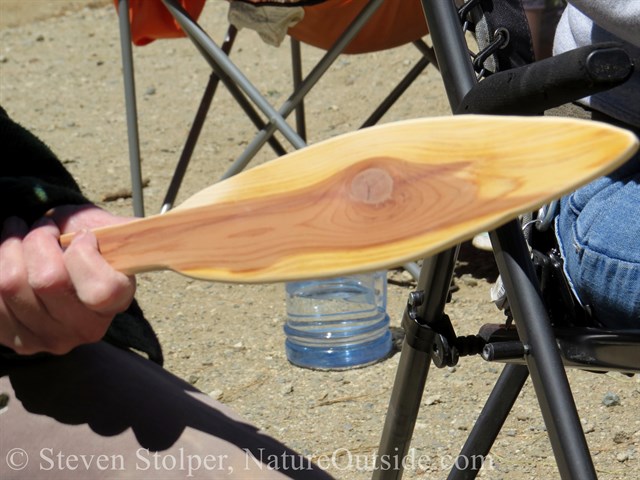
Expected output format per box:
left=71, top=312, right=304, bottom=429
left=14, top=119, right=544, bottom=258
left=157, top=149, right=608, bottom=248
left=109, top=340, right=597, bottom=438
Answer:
left=81, top=115, right=638, bottom=283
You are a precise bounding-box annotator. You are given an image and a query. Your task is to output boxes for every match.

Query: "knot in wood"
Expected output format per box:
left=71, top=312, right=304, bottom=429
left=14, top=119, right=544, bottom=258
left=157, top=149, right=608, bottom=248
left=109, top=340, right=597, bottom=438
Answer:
left=349, top=167, right=394, bottom=205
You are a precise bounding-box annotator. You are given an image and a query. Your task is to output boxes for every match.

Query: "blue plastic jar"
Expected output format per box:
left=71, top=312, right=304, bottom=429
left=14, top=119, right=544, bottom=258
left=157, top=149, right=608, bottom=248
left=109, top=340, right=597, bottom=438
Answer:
left=284, top=272, right=391, bottom=369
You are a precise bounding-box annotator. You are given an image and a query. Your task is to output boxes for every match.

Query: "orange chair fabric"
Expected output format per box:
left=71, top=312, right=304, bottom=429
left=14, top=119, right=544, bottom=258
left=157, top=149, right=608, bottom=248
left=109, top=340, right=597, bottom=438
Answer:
left=115, top=0, right=206, bottom=46
left=289, top=0, right=429, bottom=54
left=118, top=0, right=428, bottom=53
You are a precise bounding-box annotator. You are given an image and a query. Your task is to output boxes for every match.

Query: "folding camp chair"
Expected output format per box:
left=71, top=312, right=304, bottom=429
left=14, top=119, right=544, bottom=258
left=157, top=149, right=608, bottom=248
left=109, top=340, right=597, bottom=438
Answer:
left=115, top=0, right=436, bottom=218
left=372, top=1, right=639, bottom=479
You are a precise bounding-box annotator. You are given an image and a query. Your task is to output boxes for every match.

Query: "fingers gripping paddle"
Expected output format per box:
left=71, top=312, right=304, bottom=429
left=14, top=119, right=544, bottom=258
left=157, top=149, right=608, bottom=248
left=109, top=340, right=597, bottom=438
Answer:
left=61, top=115, right=638, bottom=283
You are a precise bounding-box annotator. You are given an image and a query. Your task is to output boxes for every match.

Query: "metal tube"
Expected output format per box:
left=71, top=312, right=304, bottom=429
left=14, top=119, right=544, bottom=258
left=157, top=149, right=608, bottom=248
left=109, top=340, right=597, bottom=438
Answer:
left=419, top=0, right=477, bottom=110
left=489, top=224, right=597, bottom=479
left=373, top=328, right=434, bottom=480
left=220, top=0, right=388, bottom=178
left=447, top=364, right=529, bottom=480
left=374, top=248, right=458, bottom=480
left=290, top=38, right=307, bottom=142
left=117, top=0, right=145, bottom=217
left=162, top=0, right=306, bottom=150
left=158, top=25, right=286, bottom=212
left=361, top=55, right=431, bottom=128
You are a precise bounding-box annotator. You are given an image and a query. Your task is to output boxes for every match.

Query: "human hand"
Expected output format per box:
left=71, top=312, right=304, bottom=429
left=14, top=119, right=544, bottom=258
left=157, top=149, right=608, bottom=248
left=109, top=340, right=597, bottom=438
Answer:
left=0, top=205, right=136, bottom=355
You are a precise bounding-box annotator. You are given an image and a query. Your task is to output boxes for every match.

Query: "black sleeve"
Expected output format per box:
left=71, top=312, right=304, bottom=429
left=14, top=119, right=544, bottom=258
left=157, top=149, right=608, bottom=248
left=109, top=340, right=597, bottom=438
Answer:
left=0, top=105, right=88, bottom=225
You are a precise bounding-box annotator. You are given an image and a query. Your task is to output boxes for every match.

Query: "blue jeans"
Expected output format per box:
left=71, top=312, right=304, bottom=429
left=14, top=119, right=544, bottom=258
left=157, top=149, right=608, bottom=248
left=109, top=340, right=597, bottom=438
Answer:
left=555, top=153, right=640, bottom=328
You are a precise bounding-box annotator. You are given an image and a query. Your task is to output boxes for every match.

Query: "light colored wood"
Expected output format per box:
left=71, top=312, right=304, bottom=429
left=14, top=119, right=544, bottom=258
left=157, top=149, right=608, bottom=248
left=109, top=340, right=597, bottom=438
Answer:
left=60, top=115, right=638, bottom=283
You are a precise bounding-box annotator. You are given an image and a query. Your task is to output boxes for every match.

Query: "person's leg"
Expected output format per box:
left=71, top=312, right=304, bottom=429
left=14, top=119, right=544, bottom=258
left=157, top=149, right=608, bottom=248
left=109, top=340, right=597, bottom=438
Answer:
left=523, top=0, right=565, bottom=60
left=0, top=342, right=333, bottom=479
left=555, top=114, right=640, bottom=328
left=524, top=6, right=544, bottom=58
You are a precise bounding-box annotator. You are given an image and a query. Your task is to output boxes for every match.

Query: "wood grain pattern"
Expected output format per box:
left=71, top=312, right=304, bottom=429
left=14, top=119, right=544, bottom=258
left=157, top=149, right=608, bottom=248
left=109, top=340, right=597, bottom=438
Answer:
left=60, top=115, right=638, bottom=283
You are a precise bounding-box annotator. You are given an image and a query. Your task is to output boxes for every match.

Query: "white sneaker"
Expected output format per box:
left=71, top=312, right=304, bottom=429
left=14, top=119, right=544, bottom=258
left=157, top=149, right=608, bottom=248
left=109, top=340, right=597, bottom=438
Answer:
left=472, top=232, right=492, bottom=251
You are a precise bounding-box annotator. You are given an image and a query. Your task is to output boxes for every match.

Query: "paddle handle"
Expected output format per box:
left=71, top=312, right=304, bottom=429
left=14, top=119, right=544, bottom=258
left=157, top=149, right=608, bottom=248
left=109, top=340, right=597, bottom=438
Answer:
left=59, top=217, right=168, bottom=276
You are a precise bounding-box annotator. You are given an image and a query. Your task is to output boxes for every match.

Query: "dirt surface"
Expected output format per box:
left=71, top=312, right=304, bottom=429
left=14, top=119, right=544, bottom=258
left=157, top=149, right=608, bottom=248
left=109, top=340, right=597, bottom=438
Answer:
left=1, top=1, right=638, bottom=479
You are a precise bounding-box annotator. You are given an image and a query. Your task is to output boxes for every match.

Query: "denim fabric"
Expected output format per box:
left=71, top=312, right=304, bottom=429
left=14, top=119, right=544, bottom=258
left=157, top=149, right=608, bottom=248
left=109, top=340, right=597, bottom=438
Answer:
left=555, top=155, right=640, bottom=328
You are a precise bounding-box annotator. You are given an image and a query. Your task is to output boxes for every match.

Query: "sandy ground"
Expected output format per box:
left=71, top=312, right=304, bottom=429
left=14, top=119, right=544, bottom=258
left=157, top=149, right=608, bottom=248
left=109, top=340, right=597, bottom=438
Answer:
left=1, top=1, right=639, bottom=478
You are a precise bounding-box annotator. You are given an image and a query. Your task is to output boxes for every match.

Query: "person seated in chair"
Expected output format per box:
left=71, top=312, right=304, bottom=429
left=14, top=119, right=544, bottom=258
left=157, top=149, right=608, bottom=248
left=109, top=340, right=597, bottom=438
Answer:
left=552, top=1, right=639, bottom=328
left=0, top=105, right=332, bottom=479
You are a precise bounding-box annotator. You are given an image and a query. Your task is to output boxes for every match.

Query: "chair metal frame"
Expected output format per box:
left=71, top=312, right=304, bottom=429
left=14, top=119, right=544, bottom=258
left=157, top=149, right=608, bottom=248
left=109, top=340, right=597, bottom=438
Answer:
left=374, top=1, right=638, bottom=479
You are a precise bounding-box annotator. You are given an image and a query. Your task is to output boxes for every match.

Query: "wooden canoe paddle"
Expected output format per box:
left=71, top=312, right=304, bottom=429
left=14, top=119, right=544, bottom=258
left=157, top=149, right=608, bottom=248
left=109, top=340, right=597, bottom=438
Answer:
left=60, top=115, right=638, bottom=283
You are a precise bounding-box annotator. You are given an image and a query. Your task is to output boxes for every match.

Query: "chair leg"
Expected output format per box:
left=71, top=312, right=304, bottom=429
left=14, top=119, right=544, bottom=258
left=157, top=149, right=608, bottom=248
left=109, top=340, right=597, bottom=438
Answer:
left=117, top=0, right=145, bottom=217
left=413, top=39, right=439, bottom=70
left=360, top=40, right=436, bottom=129
left=160, top=70, right=223, bottom=213
left=374, top=248, right=459, bottom=480
left=158, top=25, right=286, bottom=211
left=490, top=222, right=597, bottom=479
left=372, top=319, right=435, bottom=480
left=360, top=53, right=432, bottom=129
left=420, top=0, right=476, bottom=109
left=290, top=38, right=307, bottom=142
left=447, top=364, right=529, bottom=480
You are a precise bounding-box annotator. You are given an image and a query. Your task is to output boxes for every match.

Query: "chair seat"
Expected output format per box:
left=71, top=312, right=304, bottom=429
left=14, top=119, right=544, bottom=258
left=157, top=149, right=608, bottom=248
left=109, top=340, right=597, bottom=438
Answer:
left=480, top=323, right=640, bottom=374
left=118, top=0, right=429, bottom=52
left=115, top=0, right=206, bottom=46
left=555, top=328, right=640, bottom=374
left=289, top=0, right=429, bottom=53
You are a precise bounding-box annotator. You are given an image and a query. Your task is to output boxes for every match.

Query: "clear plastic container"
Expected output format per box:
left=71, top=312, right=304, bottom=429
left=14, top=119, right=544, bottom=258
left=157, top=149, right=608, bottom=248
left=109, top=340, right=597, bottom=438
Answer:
left=284, top=272, right=391, bottom=369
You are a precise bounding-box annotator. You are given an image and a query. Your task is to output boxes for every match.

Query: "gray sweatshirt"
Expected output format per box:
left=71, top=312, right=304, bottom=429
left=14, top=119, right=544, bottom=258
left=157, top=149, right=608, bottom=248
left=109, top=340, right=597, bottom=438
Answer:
left=553, top=0, right=640, bottom=126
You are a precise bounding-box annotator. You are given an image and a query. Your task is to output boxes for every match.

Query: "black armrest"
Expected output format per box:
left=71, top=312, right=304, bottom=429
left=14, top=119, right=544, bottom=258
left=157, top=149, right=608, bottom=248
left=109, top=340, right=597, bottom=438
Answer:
left=456, top=42, right=634, bottom=115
